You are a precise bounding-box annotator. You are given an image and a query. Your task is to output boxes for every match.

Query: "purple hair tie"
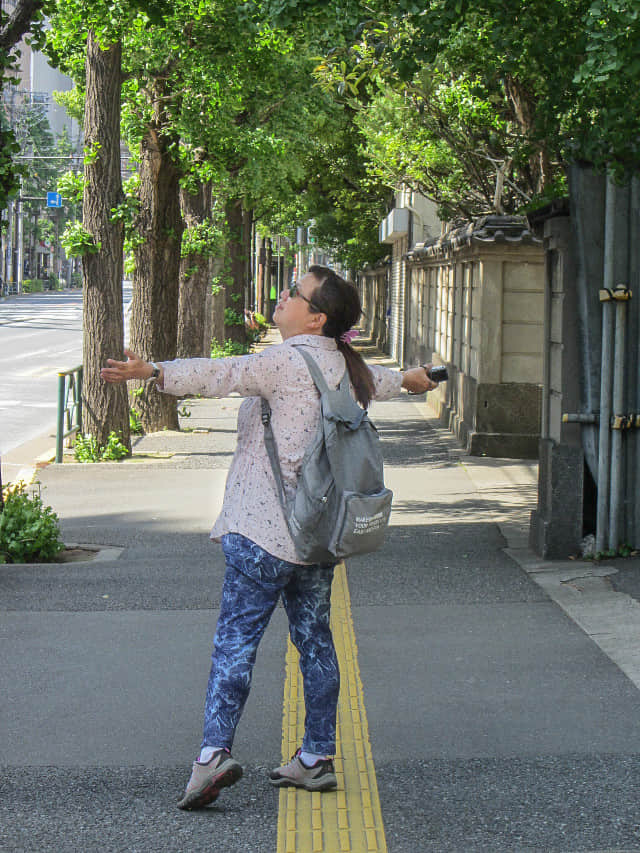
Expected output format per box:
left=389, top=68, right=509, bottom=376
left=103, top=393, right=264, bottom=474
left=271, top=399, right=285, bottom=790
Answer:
left=340, top=329, right=359, bottom=344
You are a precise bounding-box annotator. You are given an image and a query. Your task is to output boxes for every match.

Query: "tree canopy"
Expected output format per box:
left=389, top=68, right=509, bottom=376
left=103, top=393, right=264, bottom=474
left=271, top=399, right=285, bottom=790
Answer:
left=7, top=0, right=640, bottom=275
left=266, top=0, right=640, bottom=220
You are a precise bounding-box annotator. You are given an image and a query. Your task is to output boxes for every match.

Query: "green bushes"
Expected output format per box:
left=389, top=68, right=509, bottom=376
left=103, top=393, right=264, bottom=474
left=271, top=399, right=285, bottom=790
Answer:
left=0, top=486, right=64, bottom=564
left=74, top=431, right=130, bottom=462
left=22, top=279, right=44, bottom=293
left=211, top=338, right=252, bottom=358
left=22, top=275, right=62, bottom=293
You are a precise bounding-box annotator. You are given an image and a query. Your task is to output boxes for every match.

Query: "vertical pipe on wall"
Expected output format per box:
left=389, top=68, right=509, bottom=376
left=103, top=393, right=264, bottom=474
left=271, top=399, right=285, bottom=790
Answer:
left=630, top=177, right=640, bottom=546
left=595, top=177, right=616, bottom=553
left=609, top=286, right=628, bottom=549
left=541, top=238, right=554, bottom=441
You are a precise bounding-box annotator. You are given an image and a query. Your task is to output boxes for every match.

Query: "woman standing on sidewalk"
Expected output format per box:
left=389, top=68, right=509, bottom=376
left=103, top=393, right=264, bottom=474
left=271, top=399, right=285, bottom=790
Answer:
left=101, top=265, right=436, bottom=809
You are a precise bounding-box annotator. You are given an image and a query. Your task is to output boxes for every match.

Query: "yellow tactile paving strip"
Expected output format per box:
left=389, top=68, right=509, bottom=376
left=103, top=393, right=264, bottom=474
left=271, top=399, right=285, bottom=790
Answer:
left=276, top=563, right=388, bottom=853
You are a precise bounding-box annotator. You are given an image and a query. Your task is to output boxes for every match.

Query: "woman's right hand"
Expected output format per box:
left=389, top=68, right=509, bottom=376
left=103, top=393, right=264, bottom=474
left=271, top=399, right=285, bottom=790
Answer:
left=100, top=349, right=156, bottom=383
left=401, top=364, right=439, bottom=395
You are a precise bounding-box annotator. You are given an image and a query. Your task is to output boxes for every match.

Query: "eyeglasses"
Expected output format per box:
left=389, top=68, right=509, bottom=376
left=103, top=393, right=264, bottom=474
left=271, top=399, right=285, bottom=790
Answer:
left=289, top=281, right=321, bottom=311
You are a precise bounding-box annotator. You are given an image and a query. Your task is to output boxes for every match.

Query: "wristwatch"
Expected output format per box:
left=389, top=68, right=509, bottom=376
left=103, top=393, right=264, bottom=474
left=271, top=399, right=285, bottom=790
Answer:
left=148, top=362, right=161, bottom=382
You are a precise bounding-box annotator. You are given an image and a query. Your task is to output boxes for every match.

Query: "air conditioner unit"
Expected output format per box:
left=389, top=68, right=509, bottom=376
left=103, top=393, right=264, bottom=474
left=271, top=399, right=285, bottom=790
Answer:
left=379, top=207, right=410, bottom=244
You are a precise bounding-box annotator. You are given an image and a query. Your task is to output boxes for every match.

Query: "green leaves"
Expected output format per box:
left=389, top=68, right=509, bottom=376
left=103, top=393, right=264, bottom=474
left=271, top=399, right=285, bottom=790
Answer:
left=74, top=432, right=130, bottom=462
left=61, top=221, right=102, bottom=257
left=569, top=0, right=640, bottom=173
left=0, top=127, right=22, bottom=211
left=0, top=486, right=64, bottom=564
left=57, top=169, right=85, bottom=203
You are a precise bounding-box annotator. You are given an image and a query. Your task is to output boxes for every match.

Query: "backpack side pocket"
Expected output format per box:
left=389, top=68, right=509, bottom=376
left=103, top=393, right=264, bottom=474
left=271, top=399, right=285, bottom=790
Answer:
left=329, top=488, right=393, bottom=559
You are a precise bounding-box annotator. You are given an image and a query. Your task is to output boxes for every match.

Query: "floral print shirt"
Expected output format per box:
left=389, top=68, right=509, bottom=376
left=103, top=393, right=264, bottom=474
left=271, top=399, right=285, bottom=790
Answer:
left=160, top=333, right=403, bottom=564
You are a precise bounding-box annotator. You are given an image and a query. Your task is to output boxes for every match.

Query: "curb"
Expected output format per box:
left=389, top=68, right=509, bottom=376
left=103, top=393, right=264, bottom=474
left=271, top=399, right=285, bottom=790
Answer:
left=6, top=544, right=125, bottom=567
left=5, top=447, right=56, bottom=492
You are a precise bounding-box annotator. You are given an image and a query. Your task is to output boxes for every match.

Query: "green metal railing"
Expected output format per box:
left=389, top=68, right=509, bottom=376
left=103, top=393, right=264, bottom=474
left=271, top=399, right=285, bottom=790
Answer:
left=56, top=366, right=83, bottom=463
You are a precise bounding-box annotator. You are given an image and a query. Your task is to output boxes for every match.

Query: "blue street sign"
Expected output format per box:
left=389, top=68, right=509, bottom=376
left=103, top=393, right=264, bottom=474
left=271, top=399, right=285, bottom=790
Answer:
left=47, top=192, right=62, bottom=208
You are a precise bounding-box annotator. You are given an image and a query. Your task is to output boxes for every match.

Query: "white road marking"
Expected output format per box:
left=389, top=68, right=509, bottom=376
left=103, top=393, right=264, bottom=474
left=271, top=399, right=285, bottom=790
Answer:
left=16, top=367, right=62, bottom=378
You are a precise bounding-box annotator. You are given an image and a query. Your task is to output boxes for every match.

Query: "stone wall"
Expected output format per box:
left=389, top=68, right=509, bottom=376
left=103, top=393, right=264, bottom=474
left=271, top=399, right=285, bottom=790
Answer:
left=405, top=217, right=545, bottom=458
left=358, top=264, right=389, bottom=353
left=528, top=211, right=585, bottom=557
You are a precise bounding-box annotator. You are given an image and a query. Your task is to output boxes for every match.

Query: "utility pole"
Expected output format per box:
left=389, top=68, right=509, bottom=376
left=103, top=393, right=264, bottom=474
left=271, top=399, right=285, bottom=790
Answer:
left=11, top=201, right=19, bottom=286
left=257, top=234, right=265, bottom=314
left=265, top=236, right=273, bottom=318
left=16, top=176, right=24, bottom=293
left=4, top=199, right=13, bottom=290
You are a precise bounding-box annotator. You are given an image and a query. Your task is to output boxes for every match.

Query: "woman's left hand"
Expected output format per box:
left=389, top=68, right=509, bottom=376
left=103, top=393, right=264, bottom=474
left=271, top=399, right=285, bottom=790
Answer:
left=101, top=349, right=155, bottom=383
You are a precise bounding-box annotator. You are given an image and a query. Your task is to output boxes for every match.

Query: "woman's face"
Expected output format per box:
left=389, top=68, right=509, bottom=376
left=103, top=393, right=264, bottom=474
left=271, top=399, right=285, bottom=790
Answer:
left=273, top=273, right=325, bottom=340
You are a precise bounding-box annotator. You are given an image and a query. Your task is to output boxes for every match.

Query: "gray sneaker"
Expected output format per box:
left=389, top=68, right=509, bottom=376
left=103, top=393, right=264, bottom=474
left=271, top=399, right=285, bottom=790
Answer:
left=269, top=749, right=337, bottom=791
left=177, top=748, right=243, bottom=810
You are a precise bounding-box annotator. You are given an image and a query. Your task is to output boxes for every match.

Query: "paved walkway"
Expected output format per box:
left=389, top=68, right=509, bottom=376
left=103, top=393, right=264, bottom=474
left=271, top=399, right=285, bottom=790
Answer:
left=2, top=336, right=640, bottom=852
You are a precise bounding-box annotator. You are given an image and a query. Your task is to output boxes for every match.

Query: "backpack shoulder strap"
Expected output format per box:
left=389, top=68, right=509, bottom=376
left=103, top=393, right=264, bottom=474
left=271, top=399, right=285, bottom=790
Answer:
left=293, top=343, right=349, bottom=396
left=261, top=398, right=288, bottom=516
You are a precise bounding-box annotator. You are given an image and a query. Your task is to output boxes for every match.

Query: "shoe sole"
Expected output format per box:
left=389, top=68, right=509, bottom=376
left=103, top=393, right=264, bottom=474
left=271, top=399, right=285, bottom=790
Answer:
left=269, top=775, right=337, bottom=792
left=177, top=762, right=243, bottom=810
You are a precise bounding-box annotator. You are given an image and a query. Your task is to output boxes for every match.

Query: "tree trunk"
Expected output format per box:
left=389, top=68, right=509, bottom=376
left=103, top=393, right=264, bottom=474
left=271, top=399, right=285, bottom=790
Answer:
left=81, top=32, right=130, bottom=450
left=129, top=122, right=183, bottom=432
left=243, top=207, right=252, bottom=312
left=210, top=256, right=225, bottom=347
left=224, top=198, right=248, bottom=346
left=503, top=73, right=551, bottom=197
left=256, top=234, right=266, bottom=316
left=264, top=236, right=273, bottom=319
left=177, top=180, right=212, bottom=358
left=0, top=0, right=44, bottom=55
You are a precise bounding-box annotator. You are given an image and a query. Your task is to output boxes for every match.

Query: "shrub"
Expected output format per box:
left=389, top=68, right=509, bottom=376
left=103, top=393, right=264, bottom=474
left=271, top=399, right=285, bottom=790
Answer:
left=211, top=338, right=251, bottom=358
left=0, top=486, right=64, bottom=564
left=74, top=431, right=130, bottom=462
left=22, top=279, right=44, bottom=293
left=253, top=312, right=269, bottom=331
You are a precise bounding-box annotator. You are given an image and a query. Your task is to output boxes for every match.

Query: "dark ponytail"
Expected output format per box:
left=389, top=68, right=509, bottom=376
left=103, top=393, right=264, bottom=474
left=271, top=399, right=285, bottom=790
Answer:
left=307, top=265, right=376, bottom=409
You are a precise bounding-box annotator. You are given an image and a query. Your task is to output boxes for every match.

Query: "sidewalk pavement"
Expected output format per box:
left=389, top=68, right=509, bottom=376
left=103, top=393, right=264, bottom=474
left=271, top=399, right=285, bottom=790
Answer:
left=2, top=336, right=640, bottom=852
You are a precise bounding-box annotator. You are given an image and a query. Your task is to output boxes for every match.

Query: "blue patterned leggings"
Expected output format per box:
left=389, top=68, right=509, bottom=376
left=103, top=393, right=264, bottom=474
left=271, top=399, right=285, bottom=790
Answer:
left=202, top=533, right=339, bottom=755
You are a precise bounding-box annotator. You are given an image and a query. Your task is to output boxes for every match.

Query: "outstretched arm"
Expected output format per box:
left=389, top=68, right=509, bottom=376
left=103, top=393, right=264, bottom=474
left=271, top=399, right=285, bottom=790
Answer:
left=100, top=350, right=163, bottom=386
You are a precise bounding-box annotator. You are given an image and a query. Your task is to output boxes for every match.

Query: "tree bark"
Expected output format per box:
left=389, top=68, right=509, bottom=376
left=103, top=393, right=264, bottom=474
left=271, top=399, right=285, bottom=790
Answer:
left=0, top=0, right=43, bottom=54
left=81, top=32, right=130, bottom=450
left=129, top=118, right=183, bottom=432
left=264, top=236, right=273, bottom=319
left=177, top=180, right=212, bottom=358
left=210, top=257, right=225, bottom=347
left=256, top=234, right=266, bottom=316
left=224, top=198, right=248, bottom=346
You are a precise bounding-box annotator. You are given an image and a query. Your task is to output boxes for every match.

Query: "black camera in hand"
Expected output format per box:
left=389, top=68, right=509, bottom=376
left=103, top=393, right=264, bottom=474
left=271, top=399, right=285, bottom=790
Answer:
left=426, top=365, right=448, bottom=383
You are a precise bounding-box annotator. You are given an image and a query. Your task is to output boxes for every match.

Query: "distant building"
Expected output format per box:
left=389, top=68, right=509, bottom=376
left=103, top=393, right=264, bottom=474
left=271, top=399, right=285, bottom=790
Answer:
left=2, top=1, right=80, bottom=144
left=1, top=2, right=81, bottom=288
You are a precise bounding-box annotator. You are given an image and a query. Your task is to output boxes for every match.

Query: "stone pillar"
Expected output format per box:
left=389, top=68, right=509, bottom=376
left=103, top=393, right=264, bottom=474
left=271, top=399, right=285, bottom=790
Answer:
left=529, top=213, right=585, bottom=557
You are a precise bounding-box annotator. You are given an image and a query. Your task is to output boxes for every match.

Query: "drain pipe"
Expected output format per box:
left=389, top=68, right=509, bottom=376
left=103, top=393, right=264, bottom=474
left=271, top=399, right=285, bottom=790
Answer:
left=609, top=284, right=631, bottom=549
left=595, top=176, right=617, bottom=553
left=633, top=178, right=640, bottom=547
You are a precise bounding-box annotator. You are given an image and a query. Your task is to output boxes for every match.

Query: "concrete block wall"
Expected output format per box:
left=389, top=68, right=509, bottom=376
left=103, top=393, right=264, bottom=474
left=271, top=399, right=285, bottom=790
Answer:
left=357, top=265, right=390, bottom=353
left=404, top=218, right=545, bottom=458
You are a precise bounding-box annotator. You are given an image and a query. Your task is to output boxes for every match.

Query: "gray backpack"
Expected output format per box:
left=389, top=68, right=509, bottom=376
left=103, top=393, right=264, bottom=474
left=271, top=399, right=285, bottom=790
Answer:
left=261, top=345, right=393, bottom=563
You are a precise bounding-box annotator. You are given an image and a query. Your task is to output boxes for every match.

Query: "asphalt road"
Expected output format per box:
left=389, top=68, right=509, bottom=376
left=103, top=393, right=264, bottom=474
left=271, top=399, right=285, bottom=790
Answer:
left=4, top=394, right=640, bottom=851
left=0, top=286, right=131, bottom=455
